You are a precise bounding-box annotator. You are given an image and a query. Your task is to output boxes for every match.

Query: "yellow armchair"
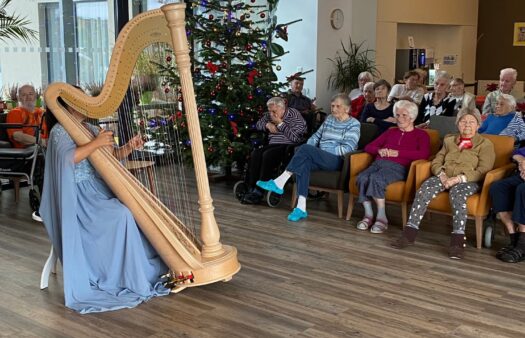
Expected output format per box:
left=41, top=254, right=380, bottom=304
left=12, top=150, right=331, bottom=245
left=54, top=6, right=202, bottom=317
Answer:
left=414, top=134, right=516, bottom=248
left=346, top=129, right=440, bottom=225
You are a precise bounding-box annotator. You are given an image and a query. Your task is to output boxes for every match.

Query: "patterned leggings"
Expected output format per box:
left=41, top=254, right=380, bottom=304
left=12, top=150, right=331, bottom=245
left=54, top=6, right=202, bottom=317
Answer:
left=407, top=176, right=479, bottom=234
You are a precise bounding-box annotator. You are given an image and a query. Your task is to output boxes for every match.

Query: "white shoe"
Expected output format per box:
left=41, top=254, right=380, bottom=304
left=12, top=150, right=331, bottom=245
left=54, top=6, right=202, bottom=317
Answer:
left=32, top=211, right=43, bottom=222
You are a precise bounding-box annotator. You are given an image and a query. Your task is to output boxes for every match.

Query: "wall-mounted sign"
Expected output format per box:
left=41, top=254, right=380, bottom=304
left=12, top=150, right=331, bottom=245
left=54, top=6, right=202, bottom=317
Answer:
left=443, top=55, right=457, bottom=65
left=514, top=22, right=525, bottom=46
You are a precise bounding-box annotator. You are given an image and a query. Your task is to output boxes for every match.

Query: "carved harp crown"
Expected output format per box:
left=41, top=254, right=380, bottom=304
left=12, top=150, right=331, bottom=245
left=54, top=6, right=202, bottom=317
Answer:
left=44, top=3, right=240, bottom=290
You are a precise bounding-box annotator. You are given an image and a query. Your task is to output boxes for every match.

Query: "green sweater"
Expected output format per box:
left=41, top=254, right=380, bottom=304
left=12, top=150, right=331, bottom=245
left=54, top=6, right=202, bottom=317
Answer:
left=431, top=133, right=495, bottom=182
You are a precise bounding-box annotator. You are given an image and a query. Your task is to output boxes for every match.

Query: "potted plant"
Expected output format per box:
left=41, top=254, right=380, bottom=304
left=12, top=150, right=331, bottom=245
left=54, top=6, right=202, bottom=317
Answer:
left=0, top=0, right=38, bottom=43
left=327, top=37, right=379, bottom=93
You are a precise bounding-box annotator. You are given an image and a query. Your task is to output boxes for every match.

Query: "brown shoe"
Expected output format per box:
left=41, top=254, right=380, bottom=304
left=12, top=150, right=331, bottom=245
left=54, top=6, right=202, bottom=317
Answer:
left=391, top=226, right=418, bottom=249
left=449, top=233, right=466, bottom=259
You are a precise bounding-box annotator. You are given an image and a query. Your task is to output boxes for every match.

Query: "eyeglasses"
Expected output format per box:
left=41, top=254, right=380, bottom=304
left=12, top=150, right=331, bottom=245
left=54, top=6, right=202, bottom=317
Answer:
left=458, top=120, right=478, bottom=125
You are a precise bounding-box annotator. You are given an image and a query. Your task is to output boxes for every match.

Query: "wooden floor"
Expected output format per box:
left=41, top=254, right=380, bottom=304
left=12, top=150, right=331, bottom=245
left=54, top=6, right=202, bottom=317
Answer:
left=1, top=178, right=524, bottom=338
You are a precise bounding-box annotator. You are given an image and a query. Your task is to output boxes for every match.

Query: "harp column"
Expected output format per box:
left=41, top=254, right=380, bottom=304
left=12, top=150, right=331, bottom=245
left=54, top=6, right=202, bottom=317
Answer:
left=162, top=4, right=225, bottom=259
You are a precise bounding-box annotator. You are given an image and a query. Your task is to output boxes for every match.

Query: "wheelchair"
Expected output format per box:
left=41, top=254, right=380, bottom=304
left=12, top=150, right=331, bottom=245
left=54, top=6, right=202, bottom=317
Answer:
left=233, top=143, right=297, bottom=208
left=0, top=116, right=45, bottom=213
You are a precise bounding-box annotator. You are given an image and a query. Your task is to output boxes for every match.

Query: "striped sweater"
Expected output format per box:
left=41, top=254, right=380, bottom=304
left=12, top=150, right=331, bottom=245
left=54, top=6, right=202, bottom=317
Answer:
left=307, top=115, right=360, bottom=156
left=479, top=112, right=525, bottom=142
left=256, top=107, right=307, bottom=144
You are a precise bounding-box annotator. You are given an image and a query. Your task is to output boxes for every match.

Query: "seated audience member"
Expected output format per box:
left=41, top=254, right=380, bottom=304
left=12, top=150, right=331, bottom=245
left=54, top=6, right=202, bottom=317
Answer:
left=388, top=70, right=425, bottom=105
left=478, top=94, right=525, bottom=143
left=6, top=84, right=47, bottom=148
left=349, top=71, right=373, bottom=101
left=447, top=77, right=476, bottom=115
left=482, top=68, right=519, bottom=115
left=416, top=71, right=455, bottom=128
left=360, top=79, right=396, bottom=135
left=356, top=100, right=430, bottom=233
left=256, top=94, right=360, bottom=221
left=242, top=97, right=307, bottom=204
left=350, top=81, right=375, bottom=119
left=392, top=108, right=495, bottom=259
left=285, top=75, right=317, bottom=134
left=489, top=146, right=525, bottom=263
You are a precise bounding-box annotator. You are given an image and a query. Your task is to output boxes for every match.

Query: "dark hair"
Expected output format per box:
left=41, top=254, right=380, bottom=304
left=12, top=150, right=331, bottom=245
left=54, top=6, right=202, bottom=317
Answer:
left=403, top=70, right=420, bottom=80
left=46, top=85, right=83, bottom=132
left=373, top=79, right=392, bottom=92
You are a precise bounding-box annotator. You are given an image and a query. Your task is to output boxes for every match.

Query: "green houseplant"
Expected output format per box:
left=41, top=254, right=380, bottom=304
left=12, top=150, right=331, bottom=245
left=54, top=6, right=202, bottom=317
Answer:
left=327, top=37, right=379, bottom=93
left=0, top=0, right=38, bottom=43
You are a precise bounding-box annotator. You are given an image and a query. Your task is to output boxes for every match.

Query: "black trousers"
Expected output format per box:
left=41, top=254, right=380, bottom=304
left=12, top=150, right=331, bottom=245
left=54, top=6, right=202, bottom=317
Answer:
left=490, top=173, right=525, bottom=224
left=247, top=144, right=292, bottom=189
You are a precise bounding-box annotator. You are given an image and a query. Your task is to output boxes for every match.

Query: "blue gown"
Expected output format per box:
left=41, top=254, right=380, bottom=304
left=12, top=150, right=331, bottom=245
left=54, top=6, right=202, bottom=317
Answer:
left=40, top=123, right=170, bottom=314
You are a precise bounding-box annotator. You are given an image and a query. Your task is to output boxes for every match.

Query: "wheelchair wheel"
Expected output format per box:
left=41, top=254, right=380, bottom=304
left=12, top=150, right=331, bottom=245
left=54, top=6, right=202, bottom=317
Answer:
left=29, top=188, right=41, bottom=212
left=266, top=191, right=282, bottom=208
left=484, top=223, right=494, bottom=248
left=233, top=181, right=248, bottom=201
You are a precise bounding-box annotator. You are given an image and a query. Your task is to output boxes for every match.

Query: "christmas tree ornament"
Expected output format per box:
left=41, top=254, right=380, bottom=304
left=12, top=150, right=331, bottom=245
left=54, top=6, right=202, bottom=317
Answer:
left=208, top=14, right=214, bottom=20
left=276, top=65, right=282, bottom=71
left=260, top=13, right=266, bottom=19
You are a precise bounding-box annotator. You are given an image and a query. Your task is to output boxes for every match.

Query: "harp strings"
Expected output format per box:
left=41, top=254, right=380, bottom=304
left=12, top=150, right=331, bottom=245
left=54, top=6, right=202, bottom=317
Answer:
left=117, top=42, right=198, bottom=238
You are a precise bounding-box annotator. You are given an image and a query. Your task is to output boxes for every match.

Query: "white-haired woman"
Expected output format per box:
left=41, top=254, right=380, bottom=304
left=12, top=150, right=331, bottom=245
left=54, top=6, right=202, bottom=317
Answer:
left=392, top=108, right=495, bottom=259
left=350, top=81, right=375, bottom=119
left=479, top=93, right=525, bottom=143
left=482, top=68, right=519, bottom=115
left=356, top=100, right=430, bottom=233
left=416, top=71, right=455, bottom=128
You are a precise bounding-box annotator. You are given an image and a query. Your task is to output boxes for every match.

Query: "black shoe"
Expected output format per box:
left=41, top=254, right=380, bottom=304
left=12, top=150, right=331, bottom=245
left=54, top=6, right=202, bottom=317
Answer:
left=241, top=192, right=262, bottom=205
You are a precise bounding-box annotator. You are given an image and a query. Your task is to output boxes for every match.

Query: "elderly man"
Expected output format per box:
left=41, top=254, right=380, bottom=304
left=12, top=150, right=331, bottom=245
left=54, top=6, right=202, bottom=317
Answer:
left=241, top=97, right=307, bottom=204
left=6, top=84, right=47, bottom=148
left=285, top=75, right=318, bottom=135
left=482, top=68, right=519, bottom=115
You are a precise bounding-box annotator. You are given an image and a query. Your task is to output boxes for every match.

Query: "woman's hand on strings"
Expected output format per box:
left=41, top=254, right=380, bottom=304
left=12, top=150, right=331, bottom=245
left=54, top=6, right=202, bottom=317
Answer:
left=127, top=134, right=144, bottom=150
left=93, top=129, right=115, bottom=149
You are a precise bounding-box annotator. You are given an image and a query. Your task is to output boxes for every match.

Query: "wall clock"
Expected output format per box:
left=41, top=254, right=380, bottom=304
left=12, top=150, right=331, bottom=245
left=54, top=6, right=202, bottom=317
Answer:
left=330, top=8, right=344, bottom=30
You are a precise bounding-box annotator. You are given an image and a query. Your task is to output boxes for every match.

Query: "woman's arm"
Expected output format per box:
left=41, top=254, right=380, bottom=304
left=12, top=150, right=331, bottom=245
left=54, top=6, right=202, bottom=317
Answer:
left=114, top=134, right=144, bottom=160
left=74, top=129, right=115, bottom=164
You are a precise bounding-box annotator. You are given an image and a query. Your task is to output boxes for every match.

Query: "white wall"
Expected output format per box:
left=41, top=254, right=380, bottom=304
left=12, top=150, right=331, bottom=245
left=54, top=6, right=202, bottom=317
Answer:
left=0, top=0, right=43, bottom=95
left=274, top=0, right=317, bottom=98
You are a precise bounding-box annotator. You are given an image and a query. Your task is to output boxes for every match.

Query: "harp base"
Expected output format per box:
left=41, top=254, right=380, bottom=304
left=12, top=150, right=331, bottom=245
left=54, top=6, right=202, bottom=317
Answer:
left=170, top=245, right=240, bottom=290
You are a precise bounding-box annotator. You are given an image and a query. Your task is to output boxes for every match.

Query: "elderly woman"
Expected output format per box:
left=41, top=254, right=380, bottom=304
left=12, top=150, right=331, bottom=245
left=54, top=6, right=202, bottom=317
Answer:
left=356, top=100, right=430, bottom=233
left=392, top=108, right=495, bottom=259
left=478, top=94, right=525, bottom=143
left=416, top=71, right=455, bottom=127
left=482, top=68, right=519, bottom=115
left=360, top=79, right=396, bottom=135
left=388, top=70, right=425, bottom=105
left=350, top=81, right=375, bottom=119
left=489, top=146, right=525, bottom=263
left=447, top=77, right=476, bottom=115
left=257, top=94, right=360, bottom=221
left=241, top=97, right=307, bottom=204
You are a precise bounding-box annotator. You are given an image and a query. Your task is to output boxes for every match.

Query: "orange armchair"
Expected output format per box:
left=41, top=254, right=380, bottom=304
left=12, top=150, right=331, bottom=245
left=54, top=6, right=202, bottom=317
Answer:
left=346, top=129, right=441, bottom=225
left=414, top=134, right=516, bottom=248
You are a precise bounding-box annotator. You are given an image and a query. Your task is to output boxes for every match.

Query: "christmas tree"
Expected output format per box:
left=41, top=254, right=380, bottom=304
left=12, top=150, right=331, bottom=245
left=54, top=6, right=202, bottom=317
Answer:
left=158, top=0, right=299, bottom=169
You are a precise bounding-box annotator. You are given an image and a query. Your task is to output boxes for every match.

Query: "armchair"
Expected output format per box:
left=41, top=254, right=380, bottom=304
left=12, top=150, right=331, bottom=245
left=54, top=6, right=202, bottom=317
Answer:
left=346, top=129, right=441, bottom=225
left=414, top=134, right=516, bottom=248
left=291, top=122, right=378, bottom=218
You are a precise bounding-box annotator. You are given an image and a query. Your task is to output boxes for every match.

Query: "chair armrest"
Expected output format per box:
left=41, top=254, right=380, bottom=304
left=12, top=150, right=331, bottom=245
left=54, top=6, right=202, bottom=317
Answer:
left=476, top=163, right=517, bottom=215
left=402, top=159, right=427, bottom=201
left=337, top=150, right=363, bottom=187
left=349, top=152, right=374, bottom=177
left=415, top=160, right=432, bottom=190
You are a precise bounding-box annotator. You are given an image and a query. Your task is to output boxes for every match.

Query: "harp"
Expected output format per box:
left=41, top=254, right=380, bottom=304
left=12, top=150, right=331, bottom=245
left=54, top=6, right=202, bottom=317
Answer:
left=43, top=3, right=240, bottom=290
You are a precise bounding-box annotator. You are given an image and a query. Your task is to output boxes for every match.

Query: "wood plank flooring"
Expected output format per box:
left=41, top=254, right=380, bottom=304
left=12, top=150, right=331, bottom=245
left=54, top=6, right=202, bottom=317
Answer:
left=1, top=177, right=524, bottom=338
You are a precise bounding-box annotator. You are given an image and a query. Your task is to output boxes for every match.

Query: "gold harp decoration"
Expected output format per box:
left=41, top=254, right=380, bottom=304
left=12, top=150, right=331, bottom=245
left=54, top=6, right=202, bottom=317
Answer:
left=44, top=3, right=240, bottom=290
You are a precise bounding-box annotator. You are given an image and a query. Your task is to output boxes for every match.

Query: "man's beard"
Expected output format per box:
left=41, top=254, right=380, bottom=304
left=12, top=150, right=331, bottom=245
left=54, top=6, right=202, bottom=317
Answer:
left=21, top=102, right=36, bottom=112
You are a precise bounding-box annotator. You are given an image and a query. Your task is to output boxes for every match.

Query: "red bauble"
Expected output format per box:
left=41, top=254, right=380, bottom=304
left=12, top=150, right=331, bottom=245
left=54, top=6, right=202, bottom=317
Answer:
left=205, top=40, right=211, bottom=47
left=207, top=146, right=214, bottom=152
left=166, top=55, right=172, bottom=62
left=240, top=15, right=245, bottom=21
left=248, top=94, right=253, bottom=100
left=245, top=44, right=252, bottom=51
left=210, top=91, right=216, bottom=97
left=164, top=87, right=170, bottom=93
left=208, top=14, right=214, bottom=20
left=198, top=106, right=204, bottom=112
left=260, top=13, right=266, bottom=18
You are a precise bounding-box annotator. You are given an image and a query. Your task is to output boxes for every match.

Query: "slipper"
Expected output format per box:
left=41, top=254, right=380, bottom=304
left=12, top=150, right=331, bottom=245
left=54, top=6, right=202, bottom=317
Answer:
left=256, top=179, right=284, bottom=195
left=287, top=208, right=308, bottom=222
left=498, top=247, right=525, bottom=263
left=356, top=217, right=374, bottom=230
left=370, top=219, right=388, bottom=234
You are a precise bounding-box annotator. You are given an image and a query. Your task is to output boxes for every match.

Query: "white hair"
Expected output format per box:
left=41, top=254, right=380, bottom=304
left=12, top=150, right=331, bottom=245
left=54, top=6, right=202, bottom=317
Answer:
left=434, top=71, right=451, bottom=84
left=358, top=71, right=373, bottom=81
left=393, top=99, right=418, bottom=121
left=363, top=81, right=375, bottom=91
left=500, top=68, right=518, bottom=81
left=499, top=93, right=517, bottom=110
left=267, top=96, right=286, bottom=109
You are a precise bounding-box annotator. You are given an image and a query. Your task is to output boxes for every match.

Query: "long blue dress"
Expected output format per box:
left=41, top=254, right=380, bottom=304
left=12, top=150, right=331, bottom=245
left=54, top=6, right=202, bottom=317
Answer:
left=40, top=123, right=170, bottom=314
